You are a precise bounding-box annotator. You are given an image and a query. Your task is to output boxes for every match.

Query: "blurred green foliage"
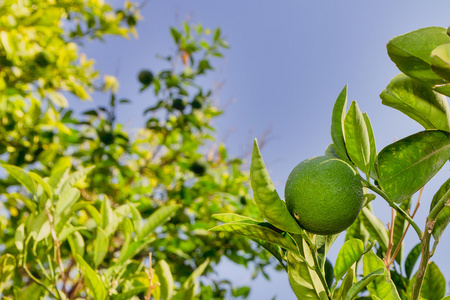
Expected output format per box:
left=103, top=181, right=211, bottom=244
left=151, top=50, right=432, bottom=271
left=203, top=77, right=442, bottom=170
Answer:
left=0, top=1, right=272, bottom=299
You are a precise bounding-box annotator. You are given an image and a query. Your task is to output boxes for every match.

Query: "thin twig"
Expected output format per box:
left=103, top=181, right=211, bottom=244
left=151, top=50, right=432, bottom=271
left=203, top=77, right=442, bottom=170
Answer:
left=145, top=253, right=160, bottom=300
left=383, top=207, right=396, bottom=275
left=388, top=186, right=423, bottom=267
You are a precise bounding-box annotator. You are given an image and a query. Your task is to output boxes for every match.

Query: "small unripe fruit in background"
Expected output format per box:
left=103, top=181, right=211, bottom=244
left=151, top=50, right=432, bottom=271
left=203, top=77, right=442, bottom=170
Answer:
left=138, top=70, right=154, bottom=85
left=172, top=99, right=186, bottom=111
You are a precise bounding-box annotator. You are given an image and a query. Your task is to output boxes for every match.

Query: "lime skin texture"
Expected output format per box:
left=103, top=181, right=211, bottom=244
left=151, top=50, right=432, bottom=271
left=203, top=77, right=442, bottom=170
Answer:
left=285, top=156, right=363, bottom=235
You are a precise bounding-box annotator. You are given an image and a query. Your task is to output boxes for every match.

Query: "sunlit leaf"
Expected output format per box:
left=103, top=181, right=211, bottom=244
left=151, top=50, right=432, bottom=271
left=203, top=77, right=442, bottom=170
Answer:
left=2, top=164, right=36, bottom=195
left=363, top=251, right=401, bottom=300
left=346, top=268, right=385, bottom=300
left=250, top=139, right=303, bottom=234
left=334, top=238, right=364, bottom=282
left=75, top=254, right=107, bottom=300
left=331, top=85, right=351, bottom=162
left=344, top=101, right=371, bottom=175
left=210, top=222, right=299, bottom=254
left=135, top=205, right=181, bottom=240
left=431, top=44, right=450, bottom=81
left=377, top=130, right=450, bottom=203
left=387, top=27, right=450, bottom=85
left=154, top=260, right=174, bottom=300
left=380, top=74, right=450, bottom=131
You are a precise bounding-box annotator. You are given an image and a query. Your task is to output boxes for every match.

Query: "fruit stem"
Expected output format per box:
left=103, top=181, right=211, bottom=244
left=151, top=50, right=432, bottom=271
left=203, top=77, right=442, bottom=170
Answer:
left=364, top=180, right=422, bottom=239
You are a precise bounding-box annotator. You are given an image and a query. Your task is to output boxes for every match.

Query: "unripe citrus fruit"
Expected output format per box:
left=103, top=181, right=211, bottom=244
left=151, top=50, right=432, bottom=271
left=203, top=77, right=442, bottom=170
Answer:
left=285, top=156, right=363, bottom=235
left=138, top=70, right=154, bottom=85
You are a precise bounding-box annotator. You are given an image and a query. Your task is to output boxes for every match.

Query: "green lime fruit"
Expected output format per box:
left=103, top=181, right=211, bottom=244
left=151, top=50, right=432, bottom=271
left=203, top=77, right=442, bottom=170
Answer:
left=285, top=156, right=363, bottom=235
left=138, top=70, right=154, bottom=85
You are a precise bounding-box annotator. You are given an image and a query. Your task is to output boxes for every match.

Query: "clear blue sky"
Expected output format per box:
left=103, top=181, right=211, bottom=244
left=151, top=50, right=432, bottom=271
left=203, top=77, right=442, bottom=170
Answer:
left=82, top=1, right=450, bottom=298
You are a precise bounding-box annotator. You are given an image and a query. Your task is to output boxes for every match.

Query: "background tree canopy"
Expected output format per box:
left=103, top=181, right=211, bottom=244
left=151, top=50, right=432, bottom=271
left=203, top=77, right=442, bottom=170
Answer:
left=0, top=1, right=274, bottom=299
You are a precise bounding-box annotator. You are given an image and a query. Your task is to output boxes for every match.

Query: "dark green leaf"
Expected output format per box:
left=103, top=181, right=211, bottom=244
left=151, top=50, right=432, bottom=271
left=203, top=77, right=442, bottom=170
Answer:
left=392, top=197, right=411, bottom=264
left=344, top=101, right=371, bottom=175
left=377, top=130, right=450, bottom=203
left=360, top=207, right=389, bottom=252
left=380, top=74, right=450, bottom=131
left=387, top=27, right=450, bottom=85
left=210, top=222, right=299, bottom=254
left=334, top=238, right=364, bottom=282
left=430, top=177, right=450, bottom=241
left=406, top=262, right=445, bottom=300
left=404, top=243, right=421, bottom=279
left=250, top=139, right=303, bottom=234
left=331, top=85, right=351, bottom=162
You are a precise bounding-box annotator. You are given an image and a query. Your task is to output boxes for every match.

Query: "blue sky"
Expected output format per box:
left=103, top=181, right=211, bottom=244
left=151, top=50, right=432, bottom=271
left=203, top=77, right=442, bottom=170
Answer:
left=82, top=1, right=450, bottom=298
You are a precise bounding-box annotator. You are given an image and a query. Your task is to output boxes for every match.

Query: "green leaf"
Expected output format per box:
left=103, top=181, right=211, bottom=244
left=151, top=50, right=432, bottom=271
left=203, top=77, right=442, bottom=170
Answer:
left=431, top=44, right=450, bottom=81
left=28, top=172, right=53, bottom=200
left=210, top=222, right=299, bottom=254
left=111, top=287, right=148, bottom=300
left=360, top=207, right=389, bottom=252
left=250, top=139, right=303, bottom=234
left=335, top=264, right=355, bottom=300
left=116, top=237, right=156, bottom=265
left=93, top=227, right=108, bottom=268
left=136, top=205, right=181, bottom=240
left=404, top=243, right=421, bottom=279
left=181, top=258, right=210, bottom=291
left=331, top=85, right=351, bottom=162
left=27, top=210, right=51, bottom=245
left=68, top=231, right=85, bottom=258
left=0, top=254, right=16, bottom=295
left=362, top=113, right=377, bottom=180
left=346, top=268, right=385, bottom=300
left=380, top=74, right=450, bottom=131
left=344, top=101, right=371, bottom=175
left=407, top=262, right=445, bottom=300
left=48, top=157, right=71, bottom=188
left=15, top=223, right=25, bottom=251
left=251, top=238, right=286, bottom=271
left=430, top=177, right=450, bottom=241
left=212, top=213, right=260, bottom=223
left=334, top=238, right=364, bottom=282
left=100, top=196, right=115, bottom=237
left=363, top=251, right=401, bottom=300
left=154, top=260, right=174, bottom=300
left=387, top=27, right=450, bottom=85
left=2, top=164, right=36, bottom=195
left=75, top=254, right=107, bottom=300
left=377, top=130, right=450, bottom=203
left=287, top=252, right=321, bottom=300
left=14, top=283, right=44, bottom=300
